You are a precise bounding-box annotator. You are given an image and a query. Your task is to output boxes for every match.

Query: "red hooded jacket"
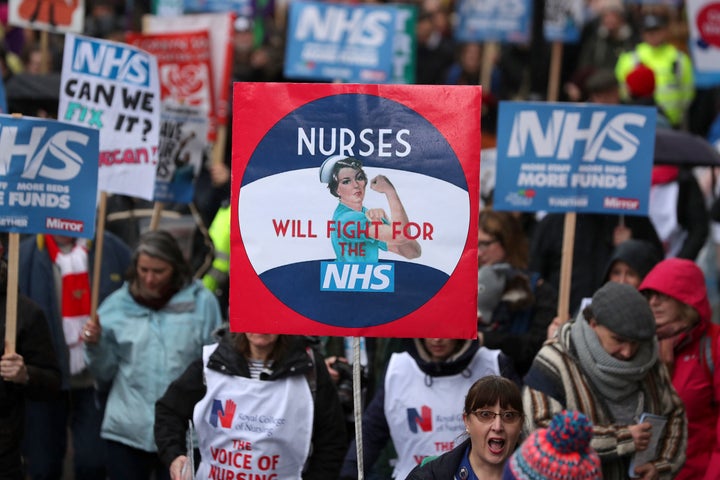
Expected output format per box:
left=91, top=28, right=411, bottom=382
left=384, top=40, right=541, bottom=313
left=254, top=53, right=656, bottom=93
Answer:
left=640, top=258, right=720, bottom=480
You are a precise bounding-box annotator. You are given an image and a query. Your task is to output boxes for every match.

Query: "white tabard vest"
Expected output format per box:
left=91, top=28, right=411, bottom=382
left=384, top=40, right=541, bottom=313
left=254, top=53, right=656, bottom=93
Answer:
left=384, top=348, right=500, bottom=479
left=193, top=344, right=313, bottom=480
left=649, top=182, right=686, bottom=258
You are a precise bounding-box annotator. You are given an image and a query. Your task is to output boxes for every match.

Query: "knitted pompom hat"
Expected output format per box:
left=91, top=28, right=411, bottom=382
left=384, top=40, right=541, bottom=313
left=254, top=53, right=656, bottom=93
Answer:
left=503, top=410, right=602, bottom=480
left=626, top=63, right=656, bottom=99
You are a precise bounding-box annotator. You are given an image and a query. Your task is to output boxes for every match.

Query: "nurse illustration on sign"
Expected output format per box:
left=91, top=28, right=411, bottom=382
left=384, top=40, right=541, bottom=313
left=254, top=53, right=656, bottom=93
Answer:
left=319, top=156, right=421, bottom=262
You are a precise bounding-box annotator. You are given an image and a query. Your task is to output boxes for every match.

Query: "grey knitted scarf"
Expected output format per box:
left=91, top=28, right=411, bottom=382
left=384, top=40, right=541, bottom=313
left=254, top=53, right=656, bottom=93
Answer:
left=570, top=318, right=658, bottom=402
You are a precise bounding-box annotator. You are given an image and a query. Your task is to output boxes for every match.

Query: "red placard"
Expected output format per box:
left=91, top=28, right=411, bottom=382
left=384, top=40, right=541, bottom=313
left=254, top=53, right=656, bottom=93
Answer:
left=230, top=83, right=481, bottom=339
left=142, top=13, right=234, bottom=126
left=127, top=30, right=216, bottom=139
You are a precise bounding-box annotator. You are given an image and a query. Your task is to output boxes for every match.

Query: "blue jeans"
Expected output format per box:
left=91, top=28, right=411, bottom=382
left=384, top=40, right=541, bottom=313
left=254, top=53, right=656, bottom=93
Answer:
left=105, top=440, right=170, bottom=480
left=23, top=388, right=106, bottom=480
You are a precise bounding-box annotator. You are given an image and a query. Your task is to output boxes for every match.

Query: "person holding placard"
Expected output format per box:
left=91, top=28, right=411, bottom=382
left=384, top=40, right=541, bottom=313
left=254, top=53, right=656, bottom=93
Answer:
left=575, top=0, right=637, bottom=75
left=523, top=282, right=686, bottom=479
left=530, top=212, right=663, bottom=316
left=547, top=238, right=663, bottom=345
left=0, top=237, right=61, bottom=480
left=18, top=231, right=131, bottom=480
left=155, top=331, right=347, bottom=480
left=639, top=258, right=720, bottom=480
left=602, top=239, right=662, bottom=289
left=82, top=230, right=222, bottom=480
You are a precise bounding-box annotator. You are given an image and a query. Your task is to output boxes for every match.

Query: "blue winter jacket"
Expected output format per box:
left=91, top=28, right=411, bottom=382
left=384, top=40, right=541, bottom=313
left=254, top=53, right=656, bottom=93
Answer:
left=85, top=280, right=222, bottom=452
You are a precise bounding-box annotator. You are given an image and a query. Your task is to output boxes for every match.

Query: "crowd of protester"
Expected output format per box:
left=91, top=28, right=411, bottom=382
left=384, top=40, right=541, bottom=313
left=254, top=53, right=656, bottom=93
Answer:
left=2, top=0, right=720, bottom=479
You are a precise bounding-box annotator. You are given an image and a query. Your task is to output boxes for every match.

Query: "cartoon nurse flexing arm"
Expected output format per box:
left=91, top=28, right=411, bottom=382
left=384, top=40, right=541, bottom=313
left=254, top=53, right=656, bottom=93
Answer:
left=320, top=156, right=422, bottom=263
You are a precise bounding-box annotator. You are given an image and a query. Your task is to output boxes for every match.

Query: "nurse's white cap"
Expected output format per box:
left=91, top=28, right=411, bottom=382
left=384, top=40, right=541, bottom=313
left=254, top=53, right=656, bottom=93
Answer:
left=319, top=155, right=352, bottom=183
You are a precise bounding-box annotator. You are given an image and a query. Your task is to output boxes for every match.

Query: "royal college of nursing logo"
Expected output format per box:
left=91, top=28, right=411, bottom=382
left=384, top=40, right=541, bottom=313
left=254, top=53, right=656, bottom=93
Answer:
left=209, top=399, right=235, bottom=429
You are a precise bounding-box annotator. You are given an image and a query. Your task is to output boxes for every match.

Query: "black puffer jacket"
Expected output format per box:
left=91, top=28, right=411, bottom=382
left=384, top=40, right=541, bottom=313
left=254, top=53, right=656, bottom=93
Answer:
left=405, top=438, right=471, bottom=479
left=0, top=289, right=60, bottom=479
left=154, top=331, right=346, bottom=480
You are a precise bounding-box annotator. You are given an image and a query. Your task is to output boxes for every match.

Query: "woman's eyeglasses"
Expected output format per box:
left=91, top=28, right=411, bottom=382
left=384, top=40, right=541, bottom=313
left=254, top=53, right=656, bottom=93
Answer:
left=470, top=409, right=522, bottom=424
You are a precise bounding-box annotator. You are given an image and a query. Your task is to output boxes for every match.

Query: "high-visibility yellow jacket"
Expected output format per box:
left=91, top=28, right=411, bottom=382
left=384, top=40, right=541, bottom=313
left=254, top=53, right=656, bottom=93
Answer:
left=615, top=42, right=694, bottom=127
left=202, top=205, right=231, bottom=295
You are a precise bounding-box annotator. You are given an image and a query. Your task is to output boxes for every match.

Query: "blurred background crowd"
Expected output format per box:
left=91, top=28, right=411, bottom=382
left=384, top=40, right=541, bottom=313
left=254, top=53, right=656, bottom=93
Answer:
left=2, top=0, right=720, bottom=479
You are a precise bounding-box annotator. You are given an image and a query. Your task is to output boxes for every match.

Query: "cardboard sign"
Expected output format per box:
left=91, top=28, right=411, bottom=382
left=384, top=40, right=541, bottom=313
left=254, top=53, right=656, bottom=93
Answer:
left=184, top=0, right=252, bottom=16
left=154, top=103, right=208, bottom=203
left=688, top=0, right=720, bottom=76
left=230, top=83, right=481, bottom=338
left=454, top=0, right=532, bottom=43
left=126, top=30, right=216, bottom=140
left=544, top=0, right=582, bottom=43
left=154, top=0, right=183, bottom=16
left=143, top=13, right=234, bottom=126
left=0, top=114, right=98, bottom=237
left=284, top=1, right=415, bottom=84
left=493, top=102, right=657, bottom=215
left=59, top=34, right=160, bottom=200
left=8, top=0, right=84, bottom=33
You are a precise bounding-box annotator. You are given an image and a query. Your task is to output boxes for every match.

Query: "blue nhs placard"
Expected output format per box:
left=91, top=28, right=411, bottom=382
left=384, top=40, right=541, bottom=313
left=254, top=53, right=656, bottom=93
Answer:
left=544, top=0, right=583, bottom=43
left=454, top=0, right=532, bottom=43
left=493, top=102, right=657, bottom=215
left=184, top=0, right=252, bottom=16
left=0, top=115, right=99, bottom=237
left=284, top=1, right=397, bottom=83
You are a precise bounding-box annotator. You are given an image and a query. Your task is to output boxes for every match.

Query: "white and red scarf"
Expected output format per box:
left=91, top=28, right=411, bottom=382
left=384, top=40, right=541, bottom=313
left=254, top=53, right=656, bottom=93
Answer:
left=45, top=235, right=91, bottom=375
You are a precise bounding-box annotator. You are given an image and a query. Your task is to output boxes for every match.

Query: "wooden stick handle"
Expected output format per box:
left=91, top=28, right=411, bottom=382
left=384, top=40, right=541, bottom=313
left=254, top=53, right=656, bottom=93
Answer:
left=149, top=202, right=165, bottom=231
left=212, top=125, right=228, bottom=166
left=4, top=233, right=20, bottom=354
left=90, top=191, right=108, bottom=326
left=547, top=41, right=563, bottom=102
left=481, top=42, right=497, bottom=91
left=557, top=212, right=576, bottom=323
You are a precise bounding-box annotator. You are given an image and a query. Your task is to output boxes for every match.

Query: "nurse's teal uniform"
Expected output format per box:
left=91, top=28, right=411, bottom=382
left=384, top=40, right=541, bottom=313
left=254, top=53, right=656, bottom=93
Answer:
left=331, top=203, right=388, bottom=262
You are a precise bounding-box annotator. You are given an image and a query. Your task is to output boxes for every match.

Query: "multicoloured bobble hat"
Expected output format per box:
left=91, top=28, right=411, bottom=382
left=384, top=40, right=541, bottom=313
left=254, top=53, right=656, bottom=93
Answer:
left=503, top=410, right=602, bottom=480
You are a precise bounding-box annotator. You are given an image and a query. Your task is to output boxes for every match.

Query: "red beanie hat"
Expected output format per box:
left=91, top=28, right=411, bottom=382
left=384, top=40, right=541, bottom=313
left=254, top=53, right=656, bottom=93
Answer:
left=626, top=64, right=656, bottom=99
